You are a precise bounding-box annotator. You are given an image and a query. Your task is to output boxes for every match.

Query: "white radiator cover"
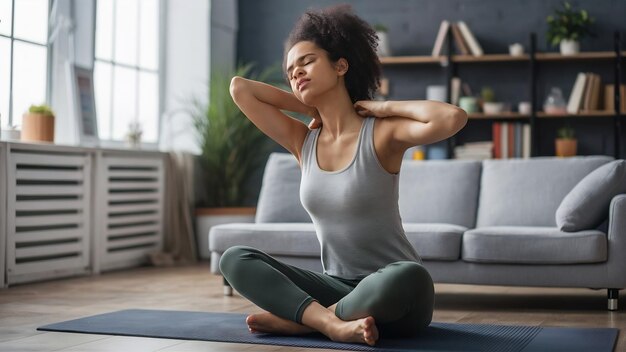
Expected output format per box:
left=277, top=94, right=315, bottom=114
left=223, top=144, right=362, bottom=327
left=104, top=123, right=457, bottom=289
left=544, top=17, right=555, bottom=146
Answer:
left=6, top=148, right=92, bottom=285
left=93, top=152, right=165, bottom=273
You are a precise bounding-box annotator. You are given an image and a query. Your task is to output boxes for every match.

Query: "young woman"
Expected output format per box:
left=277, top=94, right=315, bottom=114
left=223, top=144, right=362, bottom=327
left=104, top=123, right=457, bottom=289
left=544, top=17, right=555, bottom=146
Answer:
left=222, top=5, right=467, bottom=346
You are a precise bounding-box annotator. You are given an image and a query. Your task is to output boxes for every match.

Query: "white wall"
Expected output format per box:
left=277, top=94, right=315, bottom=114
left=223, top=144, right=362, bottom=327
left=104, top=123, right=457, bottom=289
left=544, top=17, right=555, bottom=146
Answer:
left=159, top=0, right=210, bottom=154
left=160, top=0, right=238, bottom=154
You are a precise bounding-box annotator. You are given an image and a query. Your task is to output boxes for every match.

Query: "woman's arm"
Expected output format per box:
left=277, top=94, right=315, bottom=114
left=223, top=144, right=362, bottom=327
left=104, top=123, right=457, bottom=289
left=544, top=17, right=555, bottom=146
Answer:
left=354, top=100, right=468, bottom=151
left=230, top=77, right=319, bottom=159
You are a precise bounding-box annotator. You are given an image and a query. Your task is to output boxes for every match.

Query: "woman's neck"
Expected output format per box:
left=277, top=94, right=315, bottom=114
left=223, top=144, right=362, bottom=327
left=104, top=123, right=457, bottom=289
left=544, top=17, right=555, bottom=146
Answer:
left=314, top=84, right=363, bottom=140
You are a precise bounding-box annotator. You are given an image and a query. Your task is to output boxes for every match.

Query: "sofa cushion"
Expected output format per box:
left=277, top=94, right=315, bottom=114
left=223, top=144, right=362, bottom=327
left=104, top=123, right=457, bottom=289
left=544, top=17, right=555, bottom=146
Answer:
left=476, top=156, right=613, bottom=227
left=556, top=160, right=626, bottom=232
left=399, top=160, right=482, bottom=228
left=209, top=223, right=319, bottom=256
left=403, top=223, right=466, bottom=261
left=255, top=153, right=312, bottom=223
left=462, top=226, right=607, bottom=264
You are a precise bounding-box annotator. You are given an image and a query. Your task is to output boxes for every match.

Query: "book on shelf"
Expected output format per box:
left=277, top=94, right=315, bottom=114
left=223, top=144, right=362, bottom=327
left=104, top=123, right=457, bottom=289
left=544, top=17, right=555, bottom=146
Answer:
left=580, top=73, right=602, bottom=112
left=431, top=20, right=450, bottom=57
left=567, top=72, right=605, bottom=114
left=604, top=84, right=626, bottom=113
left=451, top=77, right=462, bottom=106
left=567, top=72, right=588, bottom=114
left=450, top=23, right=470, bottom=55
left=491, top=122, right=531, bottom=159
left=457, top=21, right=483, bottom=56
left=522, top=123, right=531, bottom=159
left=453, top=141, right=493, bottom=160
left=431, top=20, right=482, bottom=57
left=588, top=73, right=601, bottom=111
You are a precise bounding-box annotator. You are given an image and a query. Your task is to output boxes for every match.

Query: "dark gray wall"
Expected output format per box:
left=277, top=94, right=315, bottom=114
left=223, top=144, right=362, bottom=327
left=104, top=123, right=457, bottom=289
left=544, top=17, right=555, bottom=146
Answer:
left=236, top=0, right=626, bottom=204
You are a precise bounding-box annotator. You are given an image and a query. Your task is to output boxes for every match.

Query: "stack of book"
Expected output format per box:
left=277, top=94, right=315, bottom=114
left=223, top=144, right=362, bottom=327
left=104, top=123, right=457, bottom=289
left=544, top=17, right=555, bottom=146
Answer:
left=566, top=72, right=603, bottom=114
left=432, top=20, right=484, bottom=57
left=492, top=122, right=531, bottom=159
left=454, top=141, right=493, bottom=160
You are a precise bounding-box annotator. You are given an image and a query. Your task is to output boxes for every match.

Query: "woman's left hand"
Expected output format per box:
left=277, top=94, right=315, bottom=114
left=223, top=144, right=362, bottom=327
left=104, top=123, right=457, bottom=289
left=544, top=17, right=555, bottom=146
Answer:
left=354, top=100, right=389, bottom=118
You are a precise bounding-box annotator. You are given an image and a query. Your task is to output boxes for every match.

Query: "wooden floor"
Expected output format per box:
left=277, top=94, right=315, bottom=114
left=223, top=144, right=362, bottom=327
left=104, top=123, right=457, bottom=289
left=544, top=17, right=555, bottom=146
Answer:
left=0, top=263, right=623, bottom=351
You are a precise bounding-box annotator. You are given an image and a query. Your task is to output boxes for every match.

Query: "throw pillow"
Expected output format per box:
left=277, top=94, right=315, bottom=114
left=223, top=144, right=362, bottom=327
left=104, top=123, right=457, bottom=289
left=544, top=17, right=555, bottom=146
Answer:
left=556, top=159, right=626, bottom=232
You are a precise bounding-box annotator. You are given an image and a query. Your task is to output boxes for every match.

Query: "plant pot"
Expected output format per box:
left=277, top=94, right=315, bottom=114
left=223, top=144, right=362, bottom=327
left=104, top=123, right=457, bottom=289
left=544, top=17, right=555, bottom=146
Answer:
left=376, top=31, right=391, bottom=57
left=555, top=138, right=577, bottom=157
left=560, top=39, right=580, bottom=56
left=195, top=207, right=256, bottom=260
left=483, top=102, right=505, bottom=115
left=21, top=113, right=55, bottom=142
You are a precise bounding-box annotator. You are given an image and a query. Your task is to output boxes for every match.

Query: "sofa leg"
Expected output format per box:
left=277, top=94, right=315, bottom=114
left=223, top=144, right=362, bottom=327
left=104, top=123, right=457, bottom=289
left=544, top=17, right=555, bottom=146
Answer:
left=608, top=289, right=619, bottom=311
left=223, top=277, right=233, bottom=296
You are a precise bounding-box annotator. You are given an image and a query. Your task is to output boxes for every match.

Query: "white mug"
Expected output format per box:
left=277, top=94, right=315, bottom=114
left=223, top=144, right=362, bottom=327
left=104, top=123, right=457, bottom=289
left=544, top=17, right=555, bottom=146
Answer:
left=518, top=101, right=532, bottom=115
left=509, top=43, right=524, bottom=56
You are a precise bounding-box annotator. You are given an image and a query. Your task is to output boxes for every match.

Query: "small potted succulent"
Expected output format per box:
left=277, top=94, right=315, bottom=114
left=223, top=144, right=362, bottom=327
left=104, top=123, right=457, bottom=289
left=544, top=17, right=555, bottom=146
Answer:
left=555, top=124, right=577, bottom=157
left=21, top=104, right=55, bottom=142
left=481, top=87, right=505, bottom=115
left=546, top=1, right=595, bottom=55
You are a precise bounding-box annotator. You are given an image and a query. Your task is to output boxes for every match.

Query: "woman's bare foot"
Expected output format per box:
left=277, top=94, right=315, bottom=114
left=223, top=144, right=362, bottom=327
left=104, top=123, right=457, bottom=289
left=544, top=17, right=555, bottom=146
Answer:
left=327, top=316, right=379, bottom=346
left=246, top=312, right=315, bottom=335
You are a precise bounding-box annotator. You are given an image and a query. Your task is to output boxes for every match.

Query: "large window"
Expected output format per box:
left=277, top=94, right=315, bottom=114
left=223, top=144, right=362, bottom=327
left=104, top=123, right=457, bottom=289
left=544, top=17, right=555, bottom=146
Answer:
left=94, top=0, right=160, bottom=143
left=0, top=0, right=49, bottom=128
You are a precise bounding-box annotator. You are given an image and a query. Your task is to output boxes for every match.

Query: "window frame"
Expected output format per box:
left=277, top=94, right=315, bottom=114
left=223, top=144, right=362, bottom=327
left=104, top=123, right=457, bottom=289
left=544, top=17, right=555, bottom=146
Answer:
left=92, top=0, right=165, bottom=149
left=0, top=0, right=52, bottom=127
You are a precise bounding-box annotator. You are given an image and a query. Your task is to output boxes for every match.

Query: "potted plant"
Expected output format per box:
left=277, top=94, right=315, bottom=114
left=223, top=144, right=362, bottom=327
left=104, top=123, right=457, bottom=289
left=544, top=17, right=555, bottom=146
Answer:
left=21, top=104, right=55, bottom=142
left=555, top=124, right=577, bottom=157
left=192, top=63, right=276, bottom=260
left=373, top=23, right=391, bottom=57
left=125, top=121, right=143, bottom=148
left=481, top=87, right=505, bottom=115
left=546, top=1, right=595, bottom=55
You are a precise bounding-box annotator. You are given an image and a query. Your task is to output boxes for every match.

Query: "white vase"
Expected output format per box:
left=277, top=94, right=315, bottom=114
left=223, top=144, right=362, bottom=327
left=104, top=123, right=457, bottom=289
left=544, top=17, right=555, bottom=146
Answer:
left=376, top=31, right=391, bottom=57
left=560, top=39, right=580, bottom=55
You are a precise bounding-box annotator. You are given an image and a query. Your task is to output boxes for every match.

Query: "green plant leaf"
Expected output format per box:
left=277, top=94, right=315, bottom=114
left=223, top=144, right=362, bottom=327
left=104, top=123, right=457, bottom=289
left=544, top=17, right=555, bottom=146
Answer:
left=192, top=63, right=279, bottom=207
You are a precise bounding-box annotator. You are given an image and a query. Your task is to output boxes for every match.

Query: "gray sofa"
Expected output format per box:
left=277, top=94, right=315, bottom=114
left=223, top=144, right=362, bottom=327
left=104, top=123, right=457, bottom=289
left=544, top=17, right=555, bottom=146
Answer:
left=209, top=152, right=626, bottom=310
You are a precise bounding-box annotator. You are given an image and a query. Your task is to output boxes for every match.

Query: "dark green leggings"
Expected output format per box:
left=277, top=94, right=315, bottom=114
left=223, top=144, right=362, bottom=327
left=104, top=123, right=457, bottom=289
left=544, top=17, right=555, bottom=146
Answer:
left=219, top=245, right=434, bottom=338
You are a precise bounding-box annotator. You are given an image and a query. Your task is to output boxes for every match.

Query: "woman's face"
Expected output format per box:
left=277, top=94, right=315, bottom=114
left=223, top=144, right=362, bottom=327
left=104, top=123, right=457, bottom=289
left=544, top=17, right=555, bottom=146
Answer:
left=285, top=41, right=347, bottom=105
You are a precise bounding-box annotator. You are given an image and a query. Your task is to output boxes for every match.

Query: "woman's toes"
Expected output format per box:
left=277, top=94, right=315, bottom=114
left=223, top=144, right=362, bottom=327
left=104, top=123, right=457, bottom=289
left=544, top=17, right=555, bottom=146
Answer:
left=246, top=315, right=258, bottom=331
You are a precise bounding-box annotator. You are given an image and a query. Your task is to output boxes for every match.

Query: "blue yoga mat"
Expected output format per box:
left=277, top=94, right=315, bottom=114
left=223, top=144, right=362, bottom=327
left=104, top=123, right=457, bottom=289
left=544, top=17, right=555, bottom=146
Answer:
left=38, top=309, right=618, bottom=352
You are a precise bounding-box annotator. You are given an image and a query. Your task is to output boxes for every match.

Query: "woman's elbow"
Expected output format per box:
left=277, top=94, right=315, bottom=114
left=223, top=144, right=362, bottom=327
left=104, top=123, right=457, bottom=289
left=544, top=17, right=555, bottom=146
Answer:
left=229, top=76, right=246, bottom=100
left=449, top=107, right=468, bottom=133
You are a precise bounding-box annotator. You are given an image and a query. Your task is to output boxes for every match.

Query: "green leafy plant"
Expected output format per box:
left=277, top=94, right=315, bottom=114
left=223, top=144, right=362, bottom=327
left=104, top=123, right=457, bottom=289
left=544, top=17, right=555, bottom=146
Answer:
left=557, top=124, right=575, bottom=139
left=28, top=104, right=55, bottom=116
left=546, top=1, right=595, bottom=47
left=481, top=87, right=495, bottom=102
left=373, top=23, right=388, bottom=33
left=192, top=63, right=278, bottom=207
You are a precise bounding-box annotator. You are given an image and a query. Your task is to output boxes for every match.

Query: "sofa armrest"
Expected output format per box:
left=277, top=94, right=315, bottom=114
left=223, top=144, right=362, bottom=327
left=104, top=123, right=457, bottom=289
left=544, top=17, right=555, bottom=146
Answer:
left=607, top=194, right=626, bottom=286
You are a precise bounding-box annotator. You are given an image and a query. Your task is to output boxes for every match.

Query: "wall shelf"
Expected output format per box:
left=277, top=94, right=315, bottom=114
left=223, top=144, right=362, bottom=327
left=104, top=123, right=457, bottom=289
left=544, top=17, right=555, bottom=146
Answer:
left=379, top=51, right=626, bottom=65
left=468, top=112, right=530, bottom=120
left=379, top=31, right=624, bottom=159
left=537, top=111, right=618, bottom=118
left=452, top=54, right=530, bottom=63
left=535, top=51, right=626, bottom=61
left=379, top=56, right=446, bottom=65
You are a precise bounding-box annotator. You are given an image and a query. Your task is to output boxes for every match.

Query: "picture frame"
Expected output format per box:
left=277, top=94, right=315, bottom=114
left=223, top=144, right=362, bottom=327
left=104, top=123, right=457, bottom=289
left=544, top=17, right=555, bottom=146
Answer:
left=67, top=63, right=99, bottom=146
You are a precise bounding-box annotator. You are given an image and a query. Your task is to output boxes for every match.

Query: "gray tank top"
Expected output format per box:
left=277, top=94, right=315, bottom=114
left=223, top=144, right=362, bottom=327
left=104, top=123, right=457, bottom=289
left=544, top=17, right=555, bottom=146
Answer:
left=299, top=116, right=421, bottom=280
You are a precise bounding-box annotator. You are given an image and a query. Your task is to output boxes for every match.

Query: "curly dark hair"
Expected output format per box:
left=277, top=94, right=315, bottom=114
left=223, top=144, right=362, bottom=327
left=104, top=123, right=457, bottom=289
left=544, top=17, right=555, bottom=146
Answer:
left=284, top=4, right=381, bottom=103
